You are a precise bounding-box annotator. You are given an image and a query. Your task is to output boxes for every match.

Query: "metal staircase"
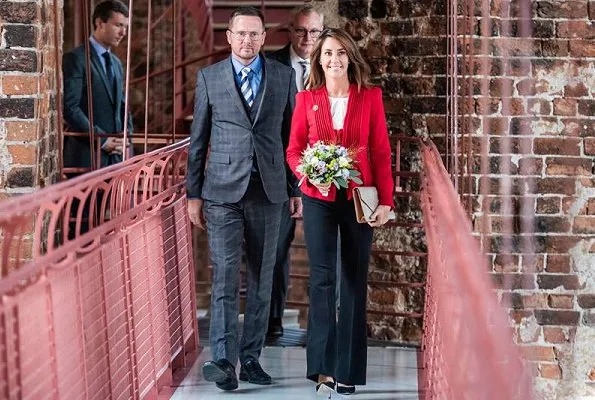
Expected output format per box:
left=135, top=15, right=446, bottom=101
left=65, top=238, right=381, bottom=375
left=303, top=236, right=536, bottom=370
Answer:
left=211, top=0, right=304, bottom=53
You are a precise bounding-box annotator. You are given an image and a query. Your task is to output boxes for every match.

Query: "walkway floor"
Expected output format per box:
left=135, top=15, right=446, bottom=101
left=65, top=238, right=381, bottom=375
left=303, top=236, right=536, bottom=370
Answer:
left=168, top=346, right=420, bottom=399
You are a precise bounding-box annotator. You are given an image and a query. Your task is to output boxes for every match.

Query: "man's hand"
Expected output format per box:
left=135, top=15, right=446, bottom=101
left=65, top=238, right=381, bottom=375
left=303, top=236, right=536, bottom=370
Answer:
left=289, top=197, right=303, bottom=218
left=187, top=199, right=206, bottom=229
left=368, top=205, right=392, bottom=227
left=103, top=137, right=124, bottom=154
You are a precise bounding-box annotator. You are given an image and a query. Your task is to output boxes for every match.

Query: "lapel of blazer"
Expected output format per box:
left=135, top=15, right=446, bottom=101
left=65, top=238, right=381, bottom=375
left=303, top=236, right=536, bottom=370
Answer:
left=251, top=55, right=270, bottom=128
left=311, top=87, right=335, bottom=142
left=220, top=57, right=252, bottom=128
left=310, top=85, right=361, bottom=146
left=279, top=44, right=292, bottom=66
left=113, top=58, right=123, bottom=131
left=114, top=58, right=122, bottom=107
left=89, top=44, right=116, bottom=105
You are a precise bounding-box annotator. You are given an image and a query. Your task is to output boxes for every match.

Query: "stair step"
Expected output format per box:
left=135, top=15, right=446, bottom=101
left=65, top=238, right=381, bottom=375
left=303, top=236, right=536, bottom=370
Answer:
left=213, top=0, right=303, bottom=7
left=211, top=0, right=297, bottom=51
left=213, top=44, right=286, bottom=53
left=212, top=22, right=284, bottom=30
left=197, top=308, right=300, bottom=326
left=282, top=308, right=299, bottom=326
left=213, top=8, right=294, bottom=24
left=213, top=31, right=289, bottom=48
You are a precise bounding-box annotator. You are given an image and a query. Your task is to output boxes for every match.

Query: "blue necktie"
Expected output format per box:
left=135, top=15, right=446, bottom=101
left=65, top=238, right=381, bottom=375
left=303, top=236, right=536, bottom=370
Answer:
left=240, top=67, right=254, bottom=107
left=102, top=51, right=116, bottom=97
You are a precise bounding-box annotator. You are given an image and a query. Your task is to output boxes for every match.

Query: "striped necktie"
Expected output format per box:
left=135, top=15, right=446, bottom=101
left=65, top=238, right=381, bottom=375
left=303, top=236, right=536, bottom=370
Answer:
left=299, top=60, right=310, bottom=89
left=240, top=67, right=254, bottom=107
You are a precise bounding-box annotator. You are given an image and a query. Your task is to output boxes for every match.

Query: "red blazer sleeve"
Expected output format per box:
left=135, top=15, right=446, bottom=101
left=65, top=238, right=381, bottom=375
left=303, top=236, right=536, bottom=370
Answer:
left=368, top=88, right=394, bottom=207
left=286, top=91, right=308, bottom=178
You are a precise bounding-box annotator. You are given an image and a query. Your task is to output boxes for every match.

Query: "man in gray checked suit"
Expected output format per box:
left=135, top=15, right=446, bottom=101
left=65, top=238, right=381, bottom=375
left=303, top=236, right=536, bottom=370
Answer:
left=186, top=6, right=301, bottom=392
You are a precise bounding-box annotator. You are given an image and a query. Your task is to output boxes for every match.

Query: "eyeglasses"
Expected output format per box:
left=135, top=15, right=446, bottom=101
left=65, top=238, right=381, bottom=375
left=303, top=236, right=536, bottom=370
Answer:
left=228, top=30, right=263, bottom=41
left=291, top=27, right=323, bottom=38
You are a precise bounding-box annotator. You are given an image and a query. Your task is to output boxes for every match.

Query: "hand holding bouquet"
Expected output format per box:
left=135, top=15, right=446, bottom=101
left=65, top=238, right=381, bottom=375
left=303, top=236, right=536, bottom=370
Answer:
left=296, top=141, right=362, bottom=196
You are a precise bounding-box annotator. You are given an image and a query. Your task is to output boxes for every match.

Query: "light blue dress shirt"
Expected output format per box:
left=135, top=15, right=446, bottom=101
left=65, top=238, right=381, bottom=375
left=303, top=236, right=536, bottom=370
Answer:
left=89, top=35, right=112, bottom=76
left=231, top=55, right=262, bottom=101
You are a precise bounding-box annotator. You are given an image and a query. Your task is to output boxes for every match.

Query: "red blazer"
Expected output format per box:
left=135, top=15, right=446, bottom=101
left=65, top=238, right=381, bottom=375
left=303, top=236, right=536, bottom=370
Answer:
left=287, top=85, right=394, bottom=207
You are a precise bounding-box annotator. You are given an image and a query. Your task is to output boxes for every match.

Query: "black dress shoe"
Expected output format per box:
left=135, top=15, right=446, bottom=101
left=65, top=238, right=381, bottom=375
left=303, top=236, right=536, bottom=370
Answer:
left=267, top=317, right=284, bottom=337
left=239, top=358, right=272, bottom=385
left=202, top=359, right=238, bottom=391
left=336, top=383, right=356, bottom=395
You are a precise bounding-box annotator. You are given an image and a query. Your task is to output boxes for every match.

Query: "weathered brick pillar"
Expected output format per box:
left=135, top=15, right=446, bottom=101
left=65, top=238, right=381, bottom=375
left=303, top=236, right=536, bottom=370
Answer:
left=463, top=2, right=595, bottom=398
left=0, top=0, right=62, bottom=200
left=325, top=0, right=594, bottom=397
left=0, top=1, right=62, bottom=270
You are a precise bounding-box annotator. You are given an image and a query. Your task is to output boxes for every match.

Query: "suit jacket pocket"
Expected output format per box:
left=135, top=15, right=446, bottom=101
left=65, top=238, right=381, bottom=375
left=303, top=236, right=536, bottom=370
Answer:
left=208, top=151, right=231, bottom=164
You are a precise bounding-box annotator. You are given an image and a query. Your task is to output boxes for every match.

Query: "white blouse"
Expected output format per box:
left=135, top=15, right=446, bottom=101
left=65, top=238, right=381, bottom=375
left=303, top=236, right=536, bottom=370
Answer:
left=329, top=96, right=348, bottom=130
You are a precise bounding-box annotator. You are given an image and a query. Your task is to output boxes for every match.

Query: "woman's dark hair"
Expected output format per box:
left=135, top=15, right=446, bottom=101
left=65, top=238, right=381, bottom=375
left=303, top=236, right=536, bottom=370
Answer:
left=308, top=28, right=372, bottom=91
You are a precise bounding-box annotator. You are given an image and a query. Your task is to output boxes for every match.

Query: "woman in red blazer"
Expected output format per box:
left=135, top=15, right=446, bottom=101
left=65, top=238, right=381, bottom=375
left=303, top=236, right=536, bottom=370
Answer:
left=286, top=28, right=394, bottom=396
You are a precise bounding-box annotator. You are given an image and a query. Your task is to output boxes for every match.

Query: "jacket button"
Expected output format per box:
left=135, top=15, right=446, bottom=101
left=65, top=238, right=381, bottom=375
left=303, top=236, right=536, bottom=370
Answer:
left=248, top=155, right=253, bottom=160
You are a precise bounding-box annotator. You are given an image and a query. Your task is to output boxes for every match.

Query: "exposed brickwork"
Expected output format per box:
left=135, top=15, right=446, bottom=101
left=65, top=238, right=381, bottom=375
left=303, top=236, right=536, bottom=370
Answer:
left=312, top=7, right=595, bottom=381
left=0, top=0, right=61, bottom=196
left=453, top=0, right=595, bottom=397
left=0, top=1, right=61, bottom=267
left=312, top=0, right=595, bottom=396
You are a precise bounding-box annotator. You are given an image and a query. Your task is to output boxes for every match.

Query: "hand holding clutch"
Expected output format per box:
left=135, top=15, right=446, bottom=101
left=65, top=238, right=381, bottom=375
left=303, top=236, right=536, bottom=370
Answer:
left=368, top=205, right=393, bottom=227
left=353, top=186, right=396, bottom=226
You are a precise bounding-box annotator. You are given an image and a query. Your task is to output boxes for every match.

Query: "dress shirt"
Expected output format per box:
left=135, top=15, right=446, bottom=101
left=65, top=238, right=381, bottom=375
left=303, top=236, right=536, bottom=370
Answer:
left=90, top=35, right=112, bottom=76
left=289, top=46, right=310, bottom=92
left=231, top=55, right=262, bottom=100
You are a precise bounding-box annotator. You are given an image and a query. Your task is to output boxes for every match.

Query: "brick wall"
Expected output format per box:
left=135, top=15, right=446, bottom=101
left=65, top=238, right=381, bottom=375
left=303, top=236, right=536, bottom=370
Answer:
left=0, top=0, right=61, bottom=199
left=452, top=1, right=595, bottom=398
left=0, top=0, right=61, bottom=269
left=316, top=0, right=595, bottom=397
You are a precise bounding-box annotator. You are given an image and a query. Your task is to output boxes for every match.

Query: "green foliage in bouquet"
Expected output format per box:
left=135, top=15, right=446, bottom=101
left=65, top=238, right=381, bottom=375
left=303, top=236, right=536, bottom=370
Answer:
left=296, top=141, right=362, bottom=189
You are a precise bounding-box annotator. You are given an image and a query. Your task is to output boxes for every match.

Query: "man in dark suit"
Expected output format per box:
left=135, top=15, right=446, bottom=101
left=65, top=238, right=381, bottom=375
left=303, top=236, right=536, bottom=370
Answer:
left=186, top=6, right=300, bottom=392
left=63, top=0, right=133, bottom=171
left=266, top=5, right=324, bottom=338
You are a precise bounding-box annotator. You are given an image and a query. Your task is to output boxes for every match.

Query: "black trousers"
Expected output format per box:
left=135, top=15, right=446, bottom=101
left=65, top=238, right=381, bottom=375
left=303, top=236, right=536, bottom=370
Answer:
left=269, top=200, right=296, bottom=320
left=302, top=190, right=373, bottom=385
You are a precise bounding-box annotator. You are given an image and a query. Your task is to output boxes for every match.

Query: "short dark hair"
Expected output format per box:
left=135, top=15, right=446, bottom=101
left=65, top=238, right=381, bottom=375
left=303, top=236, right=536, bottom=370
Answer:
left=93, top=0, right=129, bottom=29
left=228, top=6, right=265, bottom=30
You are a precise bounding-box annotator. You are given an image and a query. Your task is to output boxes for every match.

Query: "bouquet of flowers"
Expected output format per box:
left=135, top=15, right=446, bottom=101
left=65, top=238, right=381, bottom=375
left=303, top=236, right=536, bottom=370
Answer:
left=296, top=141, right=362, bottom=196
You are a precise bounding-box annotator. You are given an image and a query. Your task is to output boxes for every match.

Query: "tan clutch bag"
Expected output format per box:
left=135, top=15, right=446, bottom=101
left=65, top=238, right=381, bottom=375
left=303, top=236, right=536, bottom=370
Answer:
left=353, top=186, right=396, bottom=224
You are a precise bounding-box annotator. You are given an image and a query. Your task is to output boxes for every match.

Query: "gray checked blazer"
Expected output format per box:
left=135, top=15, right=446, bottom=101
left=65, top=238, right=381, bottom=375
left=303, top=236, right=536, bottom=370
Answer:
left=186, top=55, right=299, bottom=204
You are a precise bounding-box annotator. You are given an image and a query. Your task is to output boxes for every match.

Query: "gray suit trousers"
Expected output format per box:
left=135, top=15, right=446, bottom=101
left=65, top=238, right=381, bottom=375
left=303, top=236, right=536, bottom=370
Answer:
left=204, top=178, right=283, bottom=365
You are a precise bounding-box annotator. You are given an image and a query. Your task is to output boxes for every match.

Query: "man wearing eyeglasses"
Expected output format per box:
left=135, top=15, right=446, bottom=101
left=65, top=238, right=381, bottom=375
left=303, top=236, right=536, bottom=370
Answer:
left=266, top=5, right=324, bottom=339
left=186, top=6, right=299, bottom=392
left=269, top=6, right=324, bottom=92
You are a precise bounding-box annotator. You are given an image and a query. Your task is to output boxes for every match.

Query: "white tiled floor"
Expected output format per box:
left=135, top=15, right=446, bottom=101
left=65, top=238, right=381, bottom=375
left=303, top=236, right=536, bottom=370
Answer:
left=170, top=346, right=420, bottom=399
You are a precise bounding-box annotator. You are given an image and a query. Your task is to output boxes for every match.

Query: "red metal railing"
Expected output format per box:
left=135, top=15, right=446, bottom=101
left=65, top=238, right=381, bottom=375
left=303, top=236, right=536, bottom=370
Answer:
left=419, top=139, right=533, bottom=400
left=0, top=142, right=197, bottom=399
